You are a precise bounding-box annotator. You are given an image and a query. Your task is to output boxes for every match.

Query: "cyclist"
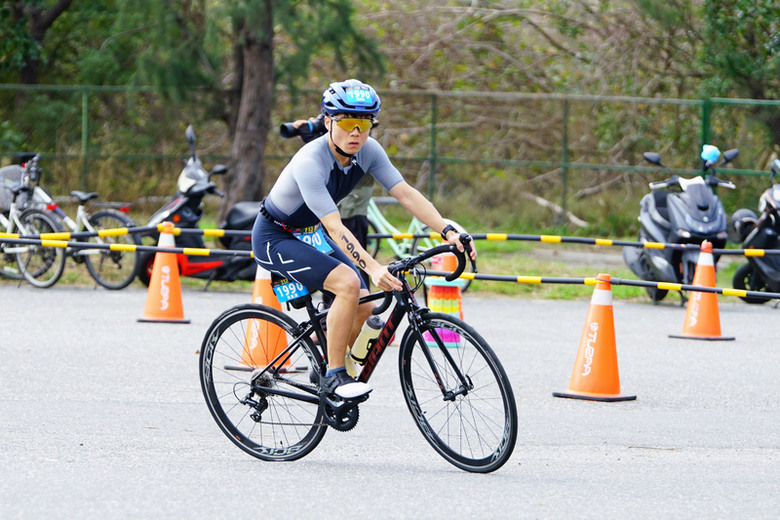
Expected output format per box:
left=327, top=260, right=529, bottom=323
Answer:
left=286, top=115, right=373, bottom=295
left=252, top=79, right=475, bottom=400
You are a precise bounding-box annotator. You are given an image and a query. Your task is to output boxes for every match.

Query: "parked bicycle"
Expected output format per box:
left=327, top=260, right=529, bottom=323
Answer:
left=0, top=154, right=65, bottom=287
left=40, top=190, right=140, bottom=290
left=366, top=197, right=475, bottom=291
left=199, top=237, right=517, bottom=473
left=6, top=153, right=140, bottom=289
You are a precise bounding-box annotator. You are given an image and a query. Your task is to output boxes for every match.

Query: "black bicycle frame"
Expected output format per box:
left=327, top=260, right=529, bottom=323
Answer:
left=251, top=274, right=470, bottom=402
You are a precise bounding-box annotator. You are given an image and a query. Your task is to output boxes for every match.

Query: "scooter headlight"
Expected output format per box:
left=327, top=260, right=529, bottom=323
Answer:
left=677, top=228, right=692, bottom=239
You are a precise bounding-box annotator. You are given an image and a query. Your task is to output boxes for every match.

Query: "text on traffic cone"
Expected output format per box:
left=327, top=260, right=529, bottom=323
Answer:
left=553, top=273, right=636, bottom=402
left=138, top=222, right=189, bottom=323
left=242, top=265, right=289, bottom=367
left=669, top=240, right=734, bottom=341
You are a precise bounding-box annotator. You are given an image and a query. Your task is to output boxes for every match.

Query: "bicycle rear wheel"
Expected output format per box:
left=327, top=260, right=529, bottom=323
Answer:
left=200, top=304, right=327, bottom=461
left=399, top=312, right=517, bottom=472
left=16, top=208, right=66, bottom=288
left=83, top=209, right=140, bottom=290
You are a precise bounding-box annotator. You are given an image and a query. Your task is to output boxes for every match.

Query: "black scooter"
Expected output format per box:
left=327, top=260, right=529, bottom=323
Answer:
left=137, top=125, right=259, bottom=288
left=623, top=146, right=737, bottom=302
left=729, top=159, right=780, bottom=304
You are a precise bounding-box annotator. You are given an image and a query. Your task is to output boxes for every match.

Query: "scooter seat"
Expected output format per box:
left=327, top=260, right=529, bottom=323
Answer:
left=652, top=190, right=671, bottom=223
left=223, top=201, right=263, bottom=230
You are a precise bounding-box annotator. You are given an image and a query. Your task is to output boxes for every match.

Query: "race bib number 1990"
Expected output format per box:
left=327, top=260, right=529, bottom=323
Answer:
left=293, top=227, right=333, bottom=254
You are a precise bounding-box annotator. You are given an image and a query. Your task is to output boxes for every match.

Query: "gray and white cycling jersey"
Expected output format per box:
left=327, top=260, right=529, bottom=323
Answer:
left=263, top=134, right=403, bottom=228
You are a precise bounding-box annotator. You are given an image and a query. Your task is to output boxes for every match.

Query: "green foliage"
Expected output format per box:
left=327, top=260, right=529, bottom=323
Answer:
left=0, top=121, right=24, bottom=152
left=701, top=1, right=780, bottom=99
left=0, top=4, right=41, bottom=74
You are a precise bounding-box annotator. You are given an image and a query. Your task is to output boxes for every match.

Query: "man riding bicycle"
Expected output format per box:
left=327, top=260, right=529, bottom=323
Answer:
left=251, top=79, right=476, bottom=400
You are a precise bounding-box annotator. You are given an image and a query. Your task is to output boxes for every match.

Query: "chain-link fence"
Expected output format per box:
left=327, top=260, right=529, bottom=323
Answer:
left=1, top=84, right=778, bottom=234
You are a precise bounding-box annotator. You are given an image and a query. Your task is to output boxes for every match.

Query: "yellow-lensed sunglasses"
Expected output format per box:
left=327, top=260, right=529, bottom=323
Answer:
left=332, top=117, right=374, bottom=132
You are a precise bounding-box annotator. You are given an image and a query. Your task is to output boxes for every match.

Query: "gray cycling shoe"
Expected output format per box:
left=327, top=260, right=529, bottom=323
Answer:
left=322, top=369, right=372, bottom=400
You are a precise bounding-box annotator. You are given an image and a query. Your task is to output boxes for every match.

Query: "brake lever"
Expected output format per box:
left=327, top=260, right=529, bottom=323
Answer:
left=460, top=234, right=478, bottom=274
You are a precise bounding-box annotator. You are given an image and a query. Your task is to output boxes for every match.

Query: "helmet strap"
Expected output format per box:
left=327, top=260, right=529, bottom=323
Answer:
left=329, top=124, right=355, bottom=161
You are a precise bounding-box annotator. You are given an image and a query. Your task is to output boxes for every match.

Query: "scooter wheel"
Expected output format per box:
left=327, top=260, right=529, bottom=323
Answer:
left=732, top=263, right=771, bottom=304
left=645, top=286, right=668, bottom=303
left=137, top=251, right=155, bottom=287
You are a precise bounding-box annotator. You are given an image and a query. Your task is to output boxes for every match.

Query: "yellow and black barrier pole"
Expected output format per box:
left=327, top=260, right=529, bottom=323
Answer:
left=2, top=232, right=778, bottom=301
left=0, top=236, right=254, bottom=258
left=422, top=270, right=780, bottom=301
left=5, top=223, right=780, bottom=258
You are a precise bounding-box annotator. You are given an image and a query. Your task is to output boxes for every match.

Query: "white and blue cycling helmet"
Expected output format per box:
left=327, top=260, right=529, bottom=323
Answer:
left=321, top=79, right=381, bottom=117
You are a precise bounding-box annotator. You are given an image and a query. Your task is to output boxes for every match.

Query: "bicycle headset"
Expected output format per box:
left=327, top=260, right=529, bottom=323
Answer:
left=320, top=79, right=381, bottom=159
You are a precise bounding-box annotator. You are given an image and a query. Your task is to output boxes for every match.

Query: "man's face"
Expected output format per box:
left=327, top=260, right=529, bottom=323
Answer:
left=326, top=114, right=373, bottom=156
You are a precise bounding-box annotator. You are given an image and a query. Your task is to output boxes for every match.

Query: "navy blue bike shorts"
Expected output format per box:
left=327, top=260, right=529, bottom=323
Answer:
left=251, top=214, right=367, bottom=293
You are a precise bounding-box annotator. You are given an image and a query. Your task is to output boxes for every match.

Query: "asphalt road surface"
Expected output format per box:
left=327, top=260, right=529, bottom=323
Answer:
left=1, top=284, right=778, bottom=519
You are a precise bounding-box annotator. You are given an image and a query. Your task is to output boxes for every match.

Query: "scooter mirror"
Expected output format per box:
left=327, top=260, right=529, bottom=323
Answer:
left=185, top=125, right=196, bottom=145
left=643, top=152, right=663, bottom=166
left=770, top=159, right=780, bottom=181
left=722, top=148, right=739, bottom=164
left=210, top=164, right=228, bottom=177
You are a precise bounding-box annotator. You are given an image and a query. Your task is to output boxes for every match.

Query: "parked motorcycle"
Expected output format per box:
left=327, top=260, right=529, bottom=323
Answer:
left=623, top=145, right=737, bottom=302
left=137, top=125, right=258, bottom=288
left=728, top=159, right=780, bottom=304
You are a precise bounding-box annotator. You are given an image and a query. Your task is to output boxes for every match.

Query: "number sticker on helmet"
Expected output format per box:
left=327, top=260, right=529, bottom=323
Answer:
left=345, top=87, right=373, bottom=106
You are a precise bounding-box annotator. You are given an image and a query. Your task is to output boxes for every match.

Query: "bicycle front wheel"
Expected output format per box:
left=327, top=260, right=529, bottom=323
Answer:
left=200, top=304, right=327, bottom=462
left=399, top=312, right=517, bottom=473
left=84, top=209, right=140, bottom=290
left=16, top=208, right=66, bottom=288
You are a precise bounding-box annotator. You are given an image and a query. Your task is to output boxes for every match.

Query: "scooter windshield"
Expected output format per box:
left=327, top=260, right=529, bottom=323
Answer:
left=680, top=179, right=711, bottom=210
left=177, top=158, right=209, bottom=194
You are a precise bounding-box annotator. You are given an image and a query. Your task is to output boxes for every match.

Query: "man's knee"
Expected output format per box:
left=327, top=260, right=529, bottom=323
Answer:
left=324, top=265, right=361, bottom=298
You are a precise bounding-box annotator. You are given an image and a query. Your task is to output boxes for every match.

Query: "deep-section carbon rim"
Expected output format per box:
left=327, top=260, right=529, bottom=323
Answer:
left=199, top=304, right=326, bottom=461
left=399, top=312, right=517, bottom=473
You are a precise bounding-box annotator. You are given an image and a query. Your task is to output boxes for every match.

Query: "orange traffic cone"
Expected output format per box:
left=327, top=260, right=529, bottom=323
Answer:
left=138, top=222, right=189, bottom=323
left=669, top=241, right=735, bottom=341
left=241, top=265, right=288, bottom=367
left=553, top=274, right=636, bottom=402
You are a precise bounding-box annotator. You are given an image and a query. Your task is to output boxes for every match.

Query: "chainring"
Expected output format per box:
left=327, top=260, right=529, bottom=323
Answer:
left=322, top=400, right=360, bottom=432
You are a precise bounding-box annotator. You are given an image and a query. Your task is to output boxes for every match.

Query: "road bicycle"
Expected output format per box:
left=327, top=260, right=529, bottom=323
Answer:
left=199, top=237, right=518, bottom=473
left=0, top=154, right=65, bottom=287
left=11, top=153, right=140, bottom=289
left=366, top=197, right=474, bottom=292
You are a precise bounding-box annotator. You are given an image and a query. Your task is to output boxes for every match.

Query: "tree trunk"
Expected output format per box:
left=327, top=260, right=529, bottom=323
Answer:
left=13, top=0, right=74, bottom=108
left=219, top=5, right=274, bottom=222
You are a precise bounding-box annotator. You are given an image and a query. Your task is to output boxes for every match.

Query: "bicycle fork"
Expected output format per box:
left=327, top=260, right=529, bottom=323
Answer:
left=407, top=313, right=473, bottom=401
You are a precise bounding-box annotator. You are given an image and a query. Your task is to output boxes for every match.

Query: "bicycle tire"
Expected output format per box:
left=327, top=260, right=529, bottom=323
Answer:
left=200, top=303, right=327, bottom=462
left=83, top=209, right=141, bottom=290
left=16, top=208, right=66, bottom=288
left=0, top=230, right=24, bottom=280
left=398, top=312, right=517, bottom=473
left=409, top=219, right=474, bottom=292
left=366, top=218, right=380, bottom=258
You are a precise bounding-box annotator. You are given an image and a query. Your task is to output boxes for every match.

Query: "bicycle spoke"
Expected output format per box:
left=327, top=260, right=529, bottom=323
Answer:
left=399, top=313, right=517, bottom=473
left=200, top=305, right=326, bottom=461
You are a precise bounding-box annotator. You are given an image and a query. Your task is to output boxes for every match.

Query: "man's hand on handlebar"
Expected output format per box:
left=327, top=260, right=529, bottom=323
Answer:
left=445, top=232, right=477, bottom=261
left=369, top=264, right=403, bottom=292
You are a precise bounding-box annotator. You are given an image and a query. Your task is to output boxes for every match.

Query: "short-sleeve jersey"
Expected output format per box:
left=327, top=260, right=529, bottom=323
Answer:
left=263, top=135, right=403, bottom=228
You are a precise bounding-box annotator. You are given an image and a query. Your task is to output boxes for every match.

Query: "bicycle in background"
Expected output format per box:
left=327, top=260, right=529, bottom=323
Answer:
left=199, top=237, right=517, bottom=473
left=366, top=197, right=474, bottom=291
left=6, top=153, right=140, bottom=289
left=0, top=154, right=65, bottom=288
